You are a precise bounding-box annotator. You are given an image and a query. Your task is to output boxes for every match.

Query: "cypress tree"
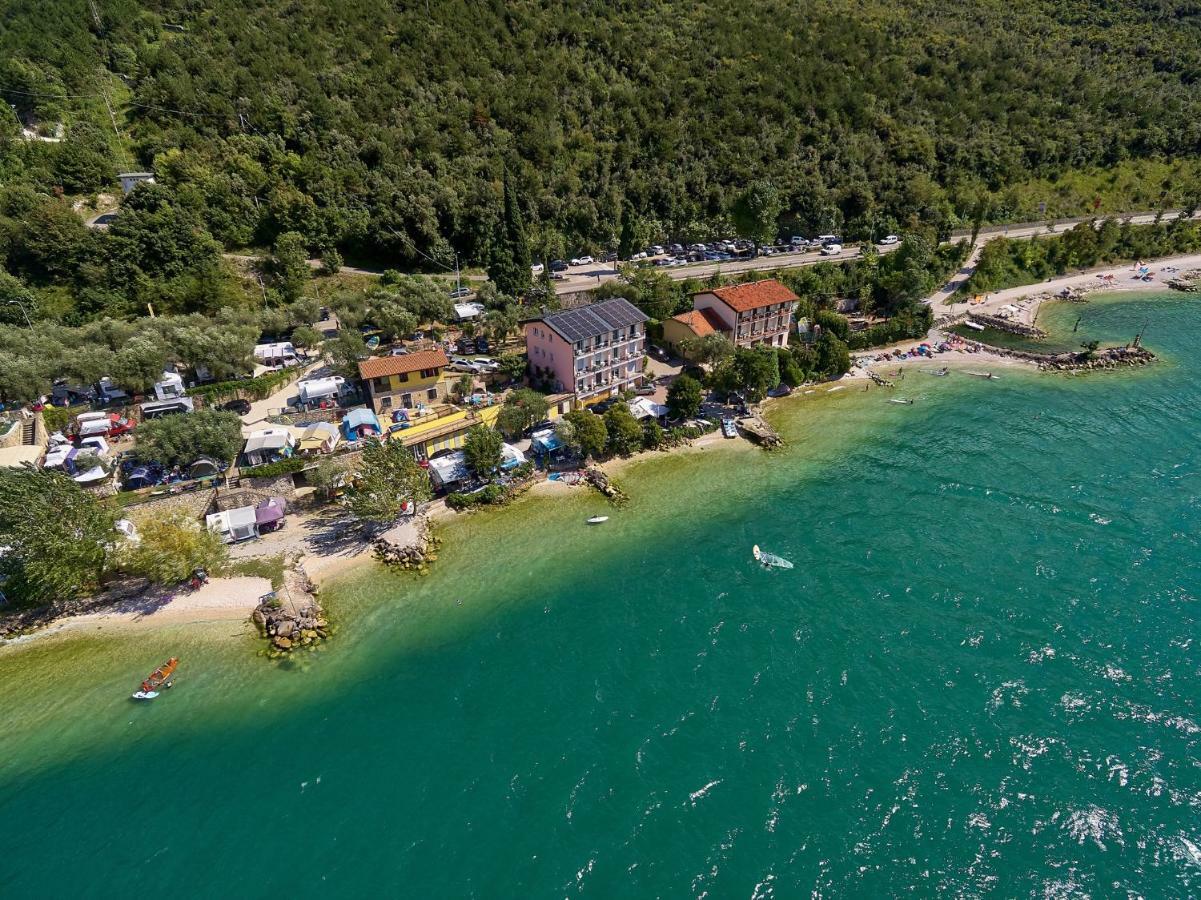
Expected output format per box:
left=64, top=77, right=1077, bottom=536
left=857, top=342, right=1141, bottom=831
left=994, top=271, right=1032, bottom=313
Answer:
left=489, top=169, right=532, bottom=297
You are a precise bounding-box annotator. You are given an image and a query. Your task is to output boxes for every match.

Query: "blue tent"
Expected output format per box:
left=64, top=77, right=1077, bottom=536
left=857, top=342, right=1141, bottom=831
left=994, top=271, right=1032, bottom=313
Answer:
left=530, top=429, right=564, bottom=456
left=342, top=408, right=382, bottom=440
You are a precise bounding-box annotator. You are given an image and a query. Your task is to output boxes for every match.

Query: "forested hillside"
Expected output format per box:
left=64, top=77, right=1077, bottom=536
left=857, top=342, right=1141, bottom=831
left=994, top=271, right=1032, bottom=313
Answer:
left=3, top=0, right=1201, bottom=267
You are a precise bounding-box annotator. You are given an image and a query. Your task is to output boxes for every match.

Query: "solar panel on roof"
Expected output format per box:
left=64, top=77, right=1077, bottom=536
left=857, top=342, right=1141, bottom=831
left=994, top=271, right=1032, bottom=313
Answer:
left=543, top=298, right=647, bottom=343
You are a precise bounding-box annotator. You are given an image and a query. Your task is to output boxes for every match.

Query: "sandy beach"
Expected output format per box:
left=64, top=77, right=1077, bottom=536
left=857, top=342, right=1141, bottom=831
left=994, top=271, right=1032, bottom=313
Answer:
left=942, top=252, right=1201, bottom=325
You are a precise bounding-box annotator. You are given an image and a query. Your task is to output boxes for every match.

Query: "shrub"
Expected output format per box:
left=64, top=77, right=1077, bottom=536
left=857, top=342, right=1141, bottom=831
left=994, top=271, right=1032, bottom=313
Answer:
left=239, top=457, right=306, bottom=479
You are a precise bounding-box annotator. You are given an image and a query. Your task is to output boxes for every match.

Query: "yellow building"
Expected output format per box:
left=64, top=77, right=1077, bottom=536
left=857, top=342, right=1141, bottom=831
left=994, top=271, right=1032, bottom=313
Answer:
left=358, top=349, right=451, bottom=416
left=390, top=404, right=501, bottom=461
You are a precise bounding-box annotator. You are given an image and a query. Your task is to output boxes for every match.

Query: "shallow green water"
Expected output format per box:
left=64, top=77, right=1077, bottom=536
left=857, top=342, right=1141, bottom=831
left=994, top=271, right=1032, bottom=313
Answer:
left=2, top=294, right=1200, bottom=896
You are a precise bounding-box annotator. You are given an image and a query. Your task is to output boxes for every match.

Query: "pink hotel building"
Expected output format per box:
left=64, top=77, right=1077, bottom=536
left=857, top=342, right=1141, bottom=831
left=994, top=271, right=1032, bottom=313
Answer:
left=524, top=297, right=649, bottom=405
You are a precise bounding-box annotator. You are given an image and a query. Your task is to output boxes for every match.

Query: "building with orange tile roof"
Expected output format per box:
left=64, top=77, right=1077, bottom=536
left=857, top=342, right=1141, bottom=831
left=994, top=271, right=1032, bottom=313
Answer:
left=358, top=348, right=451, bottom=416
left=691, top=279, right=799, bottom=349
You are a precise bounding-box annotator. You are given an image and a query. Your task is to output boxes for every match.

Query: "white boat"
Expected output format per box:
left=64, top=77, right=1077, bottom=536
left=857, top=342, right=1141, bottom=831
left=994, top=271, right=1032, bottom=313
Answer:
left=586, top=515, right=609, bottom=524
left=889, top=398, right=914, bottom=405
left=721, top=418, right=738, bottom=438
left=753, top=544, right=794, bottom=570
left=964, top=320, right=986, bottom=331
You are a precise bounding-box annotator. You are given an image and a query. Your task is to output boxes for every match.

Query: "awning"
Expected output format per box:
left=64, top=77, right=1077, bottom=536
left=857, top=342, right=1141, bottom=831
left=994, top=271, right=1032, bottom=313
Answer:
left=530, top=429, right=563, bottom=453
left=500, top=443, right=526, bottom=470
left=255, top=497, right=288, bottom=524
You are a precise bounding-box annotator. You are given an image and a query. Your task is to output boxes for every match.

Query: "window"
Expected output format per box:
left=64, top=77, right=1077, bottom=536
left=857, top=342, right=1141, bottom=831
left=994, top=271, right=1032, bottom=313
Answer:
left=427, top=388, right=438, bottom=401
left=373, top=377, right=389, bottom=391
left=380, top=395, right=392, bottom=409
left=397, top=371, right=410, bottom=383
left=402, top=393, right=413, bottom=409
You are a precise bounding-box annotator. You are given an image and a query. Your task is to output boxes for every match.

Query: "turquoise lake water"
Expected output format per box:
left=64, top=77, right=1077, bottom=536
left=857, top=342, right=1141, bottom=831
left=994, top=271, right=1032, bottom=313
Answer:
left=1, top=293, right=1199, bottom=896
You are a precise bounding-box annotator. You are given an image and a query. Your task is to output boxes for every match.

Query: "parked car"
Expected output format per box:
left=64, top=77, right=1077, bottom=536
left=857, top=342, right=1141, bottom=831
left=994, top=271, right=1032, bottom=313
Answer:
left=219, top=398, right=252, bottom=416
left=879, top=234, right=900, bottom=245
left=577, top=255, right=594, bottom=265
left=449, top=286, right=473, bottom=299
left=474, top=336, right=489, bottom=353
left=790, top=235, right=807, bottom=245
left=669, top=243, right=684, bottom=254
left=603, top=251, right=618, bottom=262
left=815, top=234, right=840, bottom=244
left=550, top=259, right=568, bottom=272
left=821, top=243, right=843, bottom=256
left=650, top=245, right=664, bottom=255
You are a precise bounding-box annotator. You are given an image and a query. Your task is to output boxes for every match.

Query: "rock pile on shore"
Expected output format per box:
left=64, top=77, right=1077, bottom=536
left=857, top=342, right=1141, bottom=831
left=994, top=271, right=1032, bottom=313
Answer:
left=252, top=565, right=331, bottom=656
left=373, top=514, right=437, bottom=572
left=584, top=467, right=627, bottom=503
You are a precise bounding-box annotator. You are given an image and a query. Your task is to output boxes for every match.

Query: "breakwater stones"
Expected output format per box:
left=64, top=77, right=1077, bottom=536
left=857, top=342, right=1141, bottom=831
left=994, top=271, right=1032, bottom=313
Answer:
left=584, top=467, right=627, bottom=504
left=373, top=513, right=438, bottom=572
left=737, top=411, right=783, bottom=449
left=1168, top=269, right=1201, bottom=293
left=1038, top=346, right=1156, bottom=372
left=252, top=567, right=330, bottom=657
left=956, top=338, right=1155, bottom=372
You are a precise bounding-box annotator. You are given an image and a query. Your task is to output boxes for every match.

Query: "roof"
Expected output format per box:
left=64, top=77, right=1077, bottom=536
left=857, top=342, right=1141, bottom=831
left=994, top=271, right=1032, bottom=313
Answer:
left=670, top=308, right=727, bottom=338
left=244, top=429, right=292, bottom=453
left=533, top=297, right=648, bottom=344
left=454, top=302, right=484, bottom=320
left=628, top=397, right=668, bottom=419
left=359, top=348, right=449, bottom=380
left=428, top=450, right=469, bottom=484
left=705, top=279, right=800, bottom=313
left=299, top=376, right=344, bottom=399
left=207, top=506, right=258, bottom=531
left=301, top=422, right=340, bottom=440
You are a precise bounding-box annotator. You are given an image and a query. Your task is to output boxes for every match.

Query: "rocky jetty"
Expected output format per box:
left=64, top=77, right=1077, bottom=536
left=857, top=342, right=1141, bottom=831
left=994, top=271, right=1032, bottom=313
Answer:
left=1038, top=346, right=1156, bottom=372
left=373, top=513, right=437, bottom=572
left=956, top=337, right=1155, bottom=372
left=584, top=466, right=627, bottom=503
left=251, top=564, right=330, bottom=657
left=737, top=411, right=783, bottom=448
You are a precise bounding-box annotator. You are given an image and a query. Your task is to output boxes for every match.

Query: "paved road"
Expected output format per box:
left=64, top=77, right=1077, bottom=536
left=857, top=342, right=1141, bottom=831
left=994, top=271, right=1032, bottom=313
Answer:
left=555, top=209, right=1199, bottom=296
left=217, top=207, right=1196, bottom=295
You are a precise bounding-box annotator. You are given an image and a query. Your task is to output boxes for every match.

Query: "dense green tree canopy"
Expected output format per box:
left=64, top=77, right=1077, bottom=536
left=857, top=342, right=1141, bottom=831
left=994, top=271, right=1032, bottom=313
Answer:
left=0, top=465, right=117, bottom=605
left=3, top=0, right=1201, bottom=273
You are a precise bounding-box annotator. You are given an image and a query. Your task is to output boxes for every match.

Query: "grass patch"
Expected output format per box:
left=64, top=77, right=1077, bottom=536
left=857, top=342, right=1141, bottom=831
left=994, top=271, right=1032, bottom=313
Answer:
left=221, top=554, right=287, bottom=590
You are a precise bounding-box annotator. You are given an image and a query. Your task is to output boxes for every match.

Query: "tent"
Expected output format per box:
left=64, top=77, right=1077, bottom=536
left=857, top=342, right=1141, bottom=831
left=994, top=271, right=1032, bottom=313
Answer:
left=298, top=422, right=340, bottom=455
left=500, top=443, right=527, bottom=470
left=342, top=408, right=381, bottom=440
left=627, top=397, right=668, bottom=420
left=242, top=428, right=295, bottom=466
left=122, top=465, right=159, bottom=490
left=254, top=497, right=288, bottom=532
left=187, top=456, right=223, bottom=479
left=530, top=428, right=564, bottom=455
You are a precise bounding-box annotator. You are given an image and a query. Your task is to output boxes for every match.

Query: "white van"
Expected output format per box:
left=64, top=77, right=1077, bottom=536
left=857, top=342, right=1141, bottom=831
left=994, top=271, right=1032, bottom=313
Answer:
left=820, top=243, right=843, bottom=256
